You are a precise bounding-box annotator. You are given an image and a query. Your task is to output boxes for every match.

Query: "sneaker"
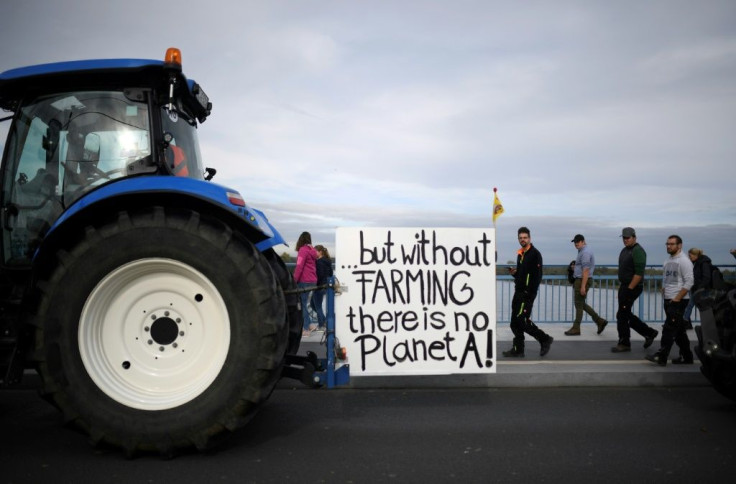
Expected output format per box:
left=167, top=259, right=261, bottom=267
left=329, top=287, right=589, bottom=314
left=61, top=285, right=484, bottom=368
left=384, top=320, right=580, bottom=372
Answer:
left=540, top=337, right=553, bottom=356
left=596, top=320, right=608, bottom=335
left=645, top=353, right=667, bottom=366
left=671, top=356, right=694, bottom=365
left=502, top=347, right=525, bottom=358
left=611, top=344, right=631, bottom=353
left=302, top=330, right=311, bottom=337
left=643, top=330, right=658, bottom=349
left=564, top=328, right=581, bottom=336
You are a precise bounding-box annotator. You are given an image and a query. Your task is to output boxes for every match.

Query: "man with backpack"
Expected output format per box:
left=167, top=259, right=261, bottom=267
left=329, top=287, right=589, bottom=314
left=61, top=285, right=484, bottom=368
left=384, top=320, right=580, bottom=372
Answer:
left=565, top=234, right=608, bottom=336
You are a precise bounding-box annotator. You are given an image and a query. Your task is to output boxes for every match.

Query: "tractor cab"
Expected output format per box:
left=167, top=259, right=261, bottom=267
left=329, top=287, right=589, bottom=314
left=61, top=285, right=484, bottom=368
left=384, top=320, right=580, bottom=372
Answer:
left=0, top=48, right=211, bottom=265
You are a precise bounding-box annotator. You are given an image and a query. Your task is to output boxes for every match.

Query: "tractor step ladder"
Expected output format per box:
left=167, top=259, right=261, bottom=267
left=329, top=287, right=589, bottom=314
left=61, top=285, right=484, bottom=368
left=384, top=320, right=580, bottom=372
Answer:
left=281, top=276, right=350, bottom=388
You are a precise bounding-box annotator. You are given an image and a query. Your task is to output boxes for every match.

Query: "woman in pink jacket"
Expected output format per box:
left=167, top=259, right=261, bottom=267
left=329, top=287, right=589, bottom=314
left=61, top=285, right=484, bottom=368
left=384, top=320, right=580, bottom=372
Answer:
left=294, top=231, right=318, bottom=335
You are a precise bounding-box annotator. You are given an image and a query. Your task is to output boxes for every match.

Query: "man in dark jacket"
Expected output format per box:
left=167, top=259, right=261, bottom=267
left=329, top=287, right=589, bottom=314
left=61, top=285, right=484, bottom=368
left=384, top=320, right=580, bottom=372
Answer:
left=502, top=227, right=554, bottom=357
left=612, top=227, right=659, bottom=352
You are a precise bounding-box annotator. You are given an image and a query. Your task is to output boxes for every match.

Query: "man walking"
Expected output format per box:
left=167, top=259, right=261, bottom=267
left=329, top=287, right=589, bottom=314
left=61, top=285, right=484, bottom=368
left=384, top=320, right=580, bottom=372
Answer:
left=565, top=234, right=608, bottom=335
left=645, top=235, right=695, bottom=366
left=612, top=227, right=659, bottom=352
left=502, top=227, right=554, bottom=358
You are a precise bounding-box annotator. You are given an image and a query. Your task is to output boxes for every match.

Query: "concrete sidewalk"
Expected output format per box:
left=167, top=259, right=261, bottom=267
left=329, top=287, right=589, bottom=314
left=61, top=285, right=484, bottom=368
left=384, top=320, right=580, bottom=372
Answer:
left=298, top=322, right=707, bottom=388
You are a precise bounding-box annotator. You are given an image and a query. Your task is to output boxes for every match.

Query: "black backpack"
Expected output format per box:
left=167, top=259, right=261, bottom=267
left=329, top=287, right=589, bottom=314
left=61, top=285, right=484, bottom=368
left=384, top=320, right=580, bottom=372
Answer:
left=712, top=265, right=727, bottom=290
left=567, top=260, right=576, bottom=284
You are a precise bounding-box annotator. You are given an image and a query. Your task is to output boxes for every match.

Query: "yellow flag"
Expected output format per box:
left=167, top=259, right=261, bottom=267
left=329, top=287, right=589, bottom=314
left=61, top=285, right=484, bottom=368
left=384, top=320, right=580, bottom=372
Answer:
left=492, top=187, right=504, bottom=223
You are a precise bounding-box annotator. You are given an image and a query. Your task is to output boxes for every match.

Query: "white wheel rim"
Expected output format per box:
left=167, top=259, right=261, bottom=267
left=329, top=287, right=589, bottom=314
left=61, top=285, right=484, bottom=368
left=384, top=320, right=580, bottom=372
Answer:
left=79, top=258, right=230, bottom=410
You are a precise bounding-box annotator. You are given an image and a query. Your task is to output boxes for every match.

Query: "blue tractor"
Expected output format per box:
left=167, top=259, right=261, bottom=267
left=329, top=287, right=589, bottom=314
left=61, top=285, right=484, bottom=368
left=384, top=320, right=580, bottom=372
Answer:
left=0, top=49, right=303, bottom=455
left=694, top=278, right=736, bottom=402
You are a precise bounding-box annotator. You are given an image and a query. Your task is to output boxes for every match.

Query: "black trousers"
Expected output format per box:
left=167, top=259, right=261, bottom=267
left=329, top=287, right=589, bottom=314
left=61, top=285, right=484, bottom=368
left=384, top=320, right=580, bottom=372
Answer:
left=616, top=285, right=656, bottom=345
left=510, top=292, right=549, bottom=348
left=659, top=299, right=692, bottom=359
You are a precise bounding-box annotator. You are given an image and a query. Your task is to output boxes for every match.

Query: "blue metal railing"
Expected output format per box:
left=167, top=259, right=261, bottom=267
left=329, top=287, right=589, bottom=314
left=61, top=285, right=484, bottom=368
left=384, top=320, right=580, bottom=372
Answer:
left=498, top=273, right=651, bottom=324
left=496, top=264, right=734, bottom=323
left=286, top=262, right=734, bottom=324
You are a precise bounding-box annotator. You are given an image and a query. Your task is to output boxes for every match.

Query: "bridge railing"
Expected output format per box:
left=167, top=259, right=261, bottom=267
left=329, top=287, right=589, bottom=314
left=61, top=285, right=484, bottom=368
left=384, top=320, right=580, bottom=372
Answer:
left=497, top=273, right=660, bottom=324
left=287, top=262, right=734, bottom=324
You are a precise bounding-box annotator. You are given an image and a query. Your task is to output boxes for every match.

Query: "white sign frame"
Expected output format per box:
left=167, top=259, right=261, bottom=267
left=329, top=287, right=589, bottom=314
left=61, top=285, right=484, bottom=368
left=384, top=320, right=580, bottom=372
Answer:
left=335, top=227, right=496, bottom=376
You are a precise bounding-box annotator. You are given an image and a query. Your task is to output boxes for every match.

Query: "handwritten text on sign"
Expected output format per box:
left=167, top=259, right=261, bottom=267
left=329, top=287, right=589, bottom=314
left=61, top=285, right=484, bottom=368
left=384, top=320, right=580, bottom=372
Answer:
left=335, top=228, right=496, bottom=376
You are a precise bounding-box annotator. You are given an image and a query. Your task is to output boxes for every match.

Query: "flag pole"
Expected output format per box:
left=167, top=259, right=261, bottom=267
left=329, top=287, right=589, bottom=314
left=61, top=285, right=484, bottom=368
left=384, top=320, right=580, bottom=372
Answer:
left=492, top=187, right=504, bottom=265
left=493, top=187, right=497, bottom=229
left=492, top=187, right=504, bottom=228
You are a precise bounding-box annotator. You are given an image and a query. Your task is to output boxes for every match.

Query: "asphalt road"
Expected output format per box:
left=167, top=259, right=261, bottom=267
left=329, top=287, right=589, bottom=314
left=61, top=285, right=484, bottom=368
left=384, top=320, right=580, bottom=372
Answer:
left=2, top=384, right=735, bottom=483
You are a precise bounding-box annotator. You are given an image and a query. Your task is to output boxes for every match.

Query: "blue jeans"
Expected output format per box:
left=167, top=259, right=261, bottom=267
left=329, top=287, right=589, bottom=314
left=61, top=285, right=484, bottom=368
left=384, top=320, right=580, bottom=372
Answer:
left=310, top=289, right=326, bottom=326
left=297, top=282, right=315, bottom=330
left=683, top=297, right=695, bottom=321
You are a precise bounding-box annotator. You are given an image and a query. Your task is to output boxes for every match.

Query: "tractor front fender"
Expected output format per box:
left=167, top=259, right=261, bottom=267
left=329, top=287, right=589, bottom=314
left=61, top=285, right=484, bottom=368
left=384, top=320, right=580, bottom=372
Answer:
left=33, top=177, right=285, bottom=272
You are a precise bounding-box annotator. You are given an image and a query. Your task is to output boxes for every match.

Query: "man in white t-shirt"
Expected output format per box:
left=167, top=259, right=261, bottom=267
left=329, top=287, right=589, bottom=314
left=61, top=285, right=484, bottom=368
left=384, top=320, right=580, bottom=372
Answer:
left=645, top=235, right=694, bottom=366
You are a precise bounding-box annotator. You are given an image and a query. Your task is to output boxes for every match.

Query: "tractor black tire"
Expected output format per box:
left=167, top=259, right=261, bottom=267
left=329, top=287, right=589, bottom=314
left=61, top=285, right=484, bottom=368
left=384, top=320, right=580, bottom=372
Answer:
left=693, top=287, right=736, bottom=403
left=28, top=206, right=287, bottom=456
left=694, top=325, right=736, bottom=402
left=700, top=359, right=736, bottom=402
left=263, top=249, right=303, bottom=355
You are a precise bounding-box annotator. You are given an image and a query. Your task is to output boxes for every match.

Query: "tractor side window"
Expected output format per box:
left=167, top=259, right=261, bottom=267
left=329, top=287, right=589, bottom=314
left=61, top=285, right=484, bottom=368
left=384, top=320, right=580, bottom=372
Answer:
left=0, top=115, right=8, bottom=160
left=1, top=91, right=151, bottom=265
left=3, top=117, right=62, bottom=265
left=1, top=115, right=63, bottom=264
left=161, top=108, right=205, bottom=180
left=17, top=118, right=49, bottom=189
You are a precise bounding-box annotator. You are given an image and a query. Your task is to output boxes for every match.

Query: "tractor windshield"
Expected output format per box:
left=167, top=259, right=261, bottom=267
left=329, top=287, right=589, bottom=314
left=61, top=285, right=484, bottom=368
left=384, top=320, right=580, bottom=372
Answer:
left=1, top=90, right=152, bottom=264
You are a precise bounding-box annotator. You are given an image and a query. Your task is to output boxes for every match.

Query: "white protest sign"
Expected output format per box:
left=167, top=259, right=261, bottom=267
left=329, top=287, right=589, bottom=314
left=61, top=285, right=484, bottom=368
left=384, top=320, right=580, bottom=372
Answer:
left=335, top=227, right=496, bottom=376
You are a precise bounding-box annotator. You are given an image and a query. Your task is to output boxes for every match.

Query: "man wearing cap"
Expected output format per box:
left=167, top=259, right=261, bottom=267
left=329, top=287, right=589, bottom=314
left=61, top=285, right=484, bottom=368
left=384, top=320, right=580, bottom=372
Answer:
left=565, top=234, right=607, bottom=336
left=612, top=227, right=659, bottom=352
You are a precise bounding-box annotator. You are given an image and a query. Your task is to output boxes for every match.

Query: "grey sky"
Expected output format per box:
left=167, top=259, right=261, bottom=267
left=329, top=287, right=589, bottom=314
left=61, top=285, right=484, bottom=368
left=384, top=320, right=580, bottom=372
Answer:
left=1, top=0, right=735, bottom=264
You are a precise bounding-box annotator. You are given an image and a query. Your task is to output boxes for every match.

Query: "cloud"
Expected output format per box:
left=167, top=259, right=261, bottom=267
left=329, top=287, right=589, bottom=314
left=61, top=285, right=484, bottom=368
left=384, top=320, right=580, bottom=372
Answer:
left=2, top=0, right=735, bottom=266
